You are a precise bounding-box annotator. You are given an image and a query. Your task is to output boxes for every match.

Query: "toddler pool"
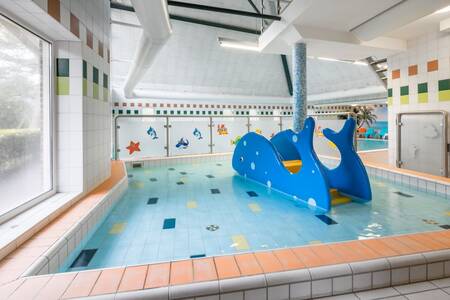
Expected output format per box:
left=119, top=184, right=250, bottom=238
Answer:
left=62, top=158, right=449, bottom=272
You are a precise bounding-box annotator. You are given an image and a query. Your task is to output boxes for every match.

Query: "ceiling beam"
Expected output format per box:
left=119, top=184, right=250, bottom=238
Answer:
left=110, top=2, right=261, bottom=35
left=167, top=0, right=281, bottom=20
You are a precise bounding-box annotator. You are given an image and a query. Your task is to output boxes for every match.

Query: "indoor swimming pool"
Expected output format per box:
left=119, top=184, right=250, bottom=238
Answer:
left=62, top=158, right=449, bottom=272
left=357, top=138, right=388, bottom=151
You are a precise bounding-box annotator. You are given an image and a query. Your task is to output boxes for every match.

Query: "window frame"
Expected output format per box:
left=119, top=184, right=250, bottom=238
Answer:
left=0, top=13, right=56, bottom=224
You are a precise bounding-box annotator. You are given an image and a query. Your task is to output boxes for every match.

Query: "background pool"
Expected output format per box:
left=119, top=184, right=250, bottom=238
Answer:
left=357, top=139, right=388, bottom=151
left=62, top=159, right=449, bottom=272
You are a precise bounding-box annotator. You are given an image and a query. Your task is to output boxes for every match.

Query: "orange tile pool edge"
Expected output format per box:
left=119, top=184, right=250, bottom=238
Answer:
left=2, top=153, right=450, bottom=299
left=0, top=160, right=126, bottom=286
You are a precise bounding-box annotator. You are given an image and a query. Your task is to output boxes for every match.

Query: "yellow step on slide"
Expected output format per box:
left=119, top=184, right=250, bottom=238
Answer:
left=330, top=188, right=351, bottom=206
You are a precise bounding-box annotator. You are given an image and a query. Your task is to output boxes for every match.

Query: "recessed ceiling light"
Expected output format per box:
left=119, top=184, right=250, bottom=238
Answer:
left=217, top=37, right=260, bottom=52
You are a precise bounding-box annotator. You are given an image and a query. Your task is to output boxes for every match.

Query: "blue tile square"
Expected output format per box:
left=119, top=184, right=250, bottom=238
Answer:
left=316, top=215, right=337, bottom=225
left=150, top=178, right=157, bottom=182
left=176, top=181, right=184, bottom=185
left=206, top=175, right=215, bottom=178
left=247, top=191, right=258, bottom=197
left=168, top=168, right=175, bottom=171
left=147, top=197, right=158, bottom=205
left=180, top=171, right=187, bottom=175
left=190, top=254, right=206, bottom=258
left=163, top=218, right=176, bottom=229
left=70, top=249, right=97, bottom=268
left=211, top=188, right=220, bottom=194
left=394, top=191, right=413, bottom=198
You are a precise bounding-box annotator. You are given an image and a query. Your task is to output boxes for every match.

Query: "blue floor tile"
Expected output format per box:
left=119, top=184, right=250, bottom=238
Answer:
left=316, top=215, right=338, bottom=225
left=163, top=218, right=176, bottom=229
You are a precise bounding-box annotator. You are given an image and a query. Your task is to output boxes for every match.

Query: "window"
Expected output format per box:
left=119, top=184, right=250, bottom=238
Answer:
left=0, top=15, right=53, bottom=220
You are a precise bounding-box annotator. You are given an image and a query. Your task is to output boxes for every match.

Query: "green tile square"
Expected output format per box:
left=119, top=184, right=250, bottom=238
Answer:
left=56, top=58, right=69, bottom=77
left=103, top=73, right=108, bottom=88
left=387, top=88, right=392, bottom=97
left=83, top=60, right=87, bottom=79
left=93, top=66, right=99, bottom=84
left=400, top=86, right=409, bottom=96
left=418, top=82, right=428, bottom=94
left=56, top=77, right=69, bottom=95
left=438, top=79, right=450, bottom=91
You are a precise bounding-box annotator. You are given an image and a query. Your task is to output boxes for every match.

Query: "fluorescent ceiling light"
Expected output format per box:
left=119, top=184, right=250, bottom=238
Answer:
left=317, top=57, right=340, bottom=62
left=435, top=5, right=450, bottom=14
left=218, top=37, right=260, bottom=52
left=353, top=61, right=368, bottom=66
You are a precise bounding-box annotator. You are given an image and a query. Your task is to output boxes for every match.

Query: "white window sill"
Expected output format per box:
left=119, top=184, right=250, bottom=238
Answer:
left=0, top=192, right=82, bottom=260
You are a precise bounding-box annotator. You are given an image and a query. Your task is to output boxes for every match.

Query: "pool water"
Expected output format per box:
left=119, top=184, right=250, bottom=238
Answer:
left=63, top=159, right=450, bottom=272
left=357, top=139, right=388, bottom=151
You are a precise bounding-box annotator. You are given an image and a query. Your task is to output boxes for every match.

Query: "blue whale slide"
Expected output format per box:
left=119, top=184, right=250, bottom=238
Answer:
left=232, top=117, right=371, bottom=211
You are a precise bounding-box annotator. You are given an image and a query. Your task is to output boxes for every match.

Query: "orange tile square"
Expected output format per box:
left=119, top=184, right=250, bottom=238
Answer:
left=8, top=275, right=52, bottom=300
left=408, top=65, right=418, bottom=76
left=35, top=273, right=77, bottom=300
left=145, top=263, right=170, bottom=289
left=234, top=253, right=263, bottom=276
left=254, top=251, right=284, bottom=273
left=0, top=278, right=25, bottom=299
left=214, top=255, right=240, bottom=279
left=427, top=59, right=438, bottom=72
left=392, top=69, right=400, bottom=79
left=291, top=246, right=323, bottom=267
left=170, top=260, right=193, bottom=285
left=309, top=244, right=345, bottom=265
left=360, top=239, right=398, bottom=257
left=193, top=258, right=217, bottom=282
left=119, top=265, right=148, bottom=292
left=90, top=268, right=124, bottom=296
left=273, top=248, right=305, bottom=270
left=379, top=237, right=414, bottom=255
left=62, top=270, right=101, bottom=299
left=70, top=13, right=79, bottom=38
left=394, top=236, right=431, bottom=252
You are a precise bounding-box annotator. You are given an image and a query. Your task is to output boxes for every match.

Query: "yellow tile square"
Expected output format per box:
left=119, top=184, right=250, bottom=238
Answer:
left=418, top=93, right=428, bottom=103
left=248, top=203, right=262, bottom=213
left=109, top=222, right=126, bottom=234
left=400, top=95, right=409, bottom=105
left=231, top=235, right=250, bottom=250
left=187, top=201, right=197, bottom=209
left=130, top=181, right=144, bottom=189
left=439, top=90, right=450, bottom=102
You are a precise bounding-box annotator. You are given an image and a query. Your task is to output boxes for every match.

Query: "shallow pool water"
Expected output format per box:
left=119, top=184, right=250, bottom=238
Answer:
left=357, top=139, right=388, bottom=151
left=62, top=158, right=450, bottom=272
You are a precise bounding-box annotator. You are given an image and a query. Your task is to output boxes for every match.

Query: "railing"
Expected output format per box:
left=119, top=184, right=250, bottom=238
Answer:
left=113, top=114, right=354, bottom=160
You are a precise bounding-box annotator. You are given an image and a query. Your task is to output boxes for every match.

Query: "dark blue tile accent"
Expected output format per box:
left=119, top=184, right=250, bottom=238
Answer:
left=132, top=163, right=142, bottom=168
left=440, top=225, right=450, bottom=229
left=211, top=188, right=220, bottom=194
left=70, top=249, right=97, bottom=268
left=127, top=174, right=133, bottom=178
left=180, top=171, right=187, bottom=175
left=163, top=218, right=176, bottom=229
left=247, top=191, right=258, bottom=197
left=150, top=178, right=157, bottom=182
left=147, top=197, right=158, bottom=205
left=394, top=191, right=413, bottom=198
left=316, top=215, right=337, bottom=225
left=206, top=175, right=215, bottom=178
left=176, top=181, right=184, bottom=185
left=216, top=163, right=222, bottom=166
left=190, top=254, right=206, bottom=258
left=168, top=168, right=175, bottom=171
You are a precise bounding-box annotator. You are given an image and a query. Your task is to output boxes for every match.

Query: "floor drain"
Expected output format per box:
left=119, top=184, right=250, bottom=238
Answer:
left=206, top=225, right=219, bottom=231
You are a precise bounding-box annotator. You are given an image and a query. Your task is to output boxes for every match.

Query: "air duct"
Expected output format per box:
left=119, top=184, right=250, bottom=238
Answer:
left=123, top=0, right=172, bottom=97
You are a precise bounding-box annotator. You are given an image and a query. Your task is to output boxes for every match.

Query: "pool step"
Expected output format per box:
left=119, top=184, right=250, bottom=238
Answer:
left=330, top=188, right=351, bottom=206
left=282, top=160, right=302, bottom=173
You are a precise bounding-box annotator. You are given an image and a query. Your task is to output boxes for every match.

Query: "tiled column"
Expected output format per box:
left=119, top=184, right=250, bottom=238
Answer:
left=292, top=42, right=307, bottom=132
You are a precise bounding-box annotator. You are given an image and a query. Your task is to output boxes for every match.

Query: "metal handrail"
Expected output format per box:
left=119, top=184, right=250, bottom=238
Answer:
left=113, top=113, right=356, bottom=160
left=113, top=115, right=285, bottom=160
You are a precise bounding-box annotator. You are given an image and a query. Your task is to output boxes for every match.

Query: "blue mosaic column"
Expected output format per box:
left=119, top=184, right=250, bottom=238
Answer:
left=292, top=42, right=307, bottom=132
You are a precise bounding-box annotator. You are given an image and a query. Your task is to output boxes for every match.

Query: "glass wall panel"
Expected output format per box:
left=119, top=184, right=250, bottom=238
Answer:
left=0, top=15, right=52, bottom=218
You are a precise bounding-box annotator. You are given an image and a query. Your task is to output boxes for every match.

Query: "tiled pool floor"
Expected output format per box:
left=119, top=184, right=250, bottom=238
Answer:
left=63, top=159, right=450, bottom=272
